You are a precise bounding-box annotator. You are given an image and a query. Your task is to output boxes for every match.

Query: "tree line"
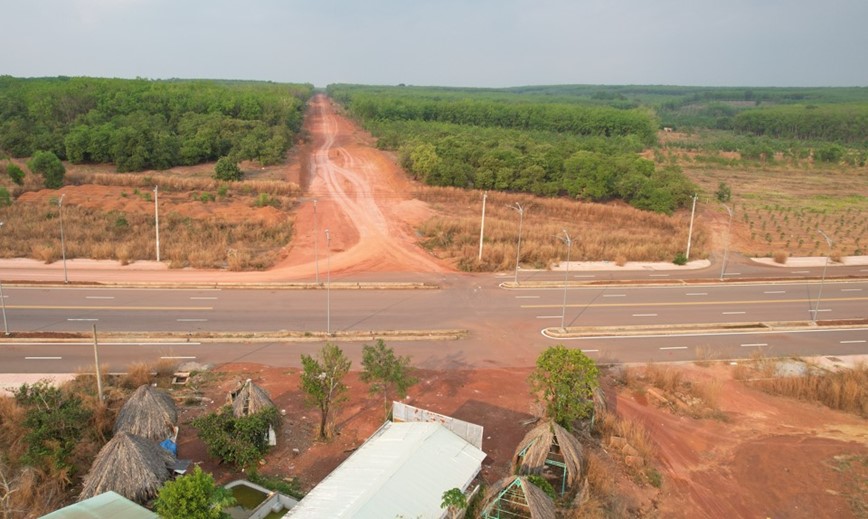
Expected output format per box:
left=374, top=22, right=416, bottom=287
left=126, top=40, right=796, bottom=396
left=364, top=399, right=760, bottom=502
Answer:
left=329, top=85, right=693, bottom=214
left=0, top=76, right=313, bottom=171
left=732, top=104, right=868, bottom=145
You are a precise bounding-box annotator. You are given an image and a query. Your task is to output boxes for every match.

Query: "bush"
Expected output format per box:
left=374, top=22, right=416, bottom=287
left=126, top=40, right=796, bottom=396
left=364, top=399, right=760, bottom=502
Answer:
left=213, top=157, right=242, bottom=182
left=673, top=251, right=688, bottom=265
left=154, top=465, right=235, bottom=519
left=773, top=250, right=788, bottom=264
left=715, top=181, right=731, bottom=203
left=191, top=406, right=279, bottom=470
left=6, top=163, right=25, bottom=185
left=27, top=151, right=65, bottom=189
left=0, top=186, right=11, bottom=207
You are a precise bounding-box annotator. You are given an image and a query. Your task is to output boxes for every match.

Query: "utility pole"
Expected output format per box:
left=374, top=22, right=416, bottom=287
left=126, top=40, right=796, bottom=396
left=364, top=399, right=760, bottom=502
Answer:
left=685, top=193, right=698, bottom=261
left=478, top=192, right=488, bottom=262
left=511, top=202, right=525, bottom=286
left=0, top=222, right=8, bottom=335
left=812, top=229, right=833, bottom=323
left=325, top=228, right=331, bottom=335
left=92, top=324, right=104, bottom=403
left=58, top=194, right=68, bottom=284
left=313, top=199, right=319, bottom=284
left=719, top=204, right=733, bottom=281
left=154, top=186, right=161, bottom=262
left=559, top=230, right=573, bottom=331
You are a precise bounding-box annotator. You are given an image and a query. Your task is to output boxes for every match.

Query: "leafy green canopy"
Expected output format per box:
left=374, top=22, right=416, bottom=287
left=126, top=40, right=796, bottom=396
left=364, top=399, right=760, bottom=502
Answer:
left=300, top=343, right=352, bottom=440
left=529, top=345, right=599, bottom=430
left=154, top=465, right=236, bottom=519
left=191, top=406, right=279, bottom=470
left=0, top=76, right=313, bottom=171
left=360, top=339, right=417, bottom=419
left=27, top=150, right=65, bottom=189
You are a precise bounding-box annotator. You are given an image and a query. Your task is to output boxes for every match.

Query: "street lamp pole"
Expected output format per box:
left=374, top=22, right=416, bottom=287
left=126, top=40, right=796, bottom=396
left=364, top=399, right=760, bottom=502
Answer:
left=812, top=229, right=833, bottom=323
left=154, top=186, right=161, bottom=262
left=686, top=193, right=698, bottom=261
left=58, top=194, right=68, bottom=284
left=719, top=204, right=733, bottom=281
left=313, top=199, right=319, bottom=284
left=0, top=222, right=9, bottom=335
left=559, top=230, right=573, bottom=331
left=325, top=228, right=331, bottom=335
left=510, top=202, right=525, bottom=286
left=478, top=192, right=488, bottom=262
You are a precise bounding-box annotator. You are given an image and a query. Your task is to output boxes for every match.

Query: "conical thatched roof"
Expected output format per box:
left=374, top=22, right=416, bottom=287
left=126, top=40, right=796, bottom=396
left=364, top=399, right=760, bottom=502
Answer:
left=79, top=432, right=174, bottom=503
left=514, top=420, right=584, bottom=488
left=228, top=379, right=275, bottom=418
left=482, top=476, right=557, bottom=519
left=114, top=385, right=177, bottom=442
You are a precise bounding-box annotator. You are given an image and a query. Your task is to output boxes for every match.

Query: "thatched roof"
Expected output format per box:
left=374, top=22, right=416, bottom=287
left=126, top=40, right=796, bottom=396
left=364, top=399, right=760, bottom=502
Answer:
left=482, top=476, right=557, bottom=519
left=79, top=432, right=173, bottom=503
left=514, top=420, right=583, bottom=487
left=114, top=385, right=177, bottom=442
left=228, top=379, right=275, bottom=418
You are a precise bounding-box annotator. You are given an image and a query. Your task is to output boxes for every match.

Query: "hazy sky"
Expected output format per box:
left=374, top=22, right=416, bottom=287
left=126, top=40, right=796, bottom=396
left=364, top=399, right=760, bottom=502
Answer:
left=2, top=0, right=866, bottom=88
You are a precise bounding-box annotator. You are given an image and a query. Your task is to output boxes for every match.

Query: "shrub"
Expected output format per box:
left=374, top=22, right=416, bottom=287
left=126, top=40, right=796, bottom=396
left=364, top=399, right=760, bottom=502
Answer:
left=0, top=186, right=11, bottom=207
left=772, top=250, right=788, bottom=264
left=191, top=406, right=279, bottom=470
left=213, top=156, right=242, bottom=181
left=27, top=151, right=65, bottom=189
left=673, top=251, right=687, bottom=265
left=154, top=465, right=235, bottom=519
left=6, top=163, right=25, bottom=185
left=715, top=181, right=731, bottom=202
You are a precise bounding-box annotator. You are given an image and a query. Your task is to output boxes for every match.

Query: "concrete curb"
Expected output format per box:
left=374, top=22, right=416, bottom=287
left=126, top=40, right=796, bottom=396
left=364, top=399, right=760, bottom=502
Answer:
left=0, top=281, right=441, bottom=290
left=0, top=329, right=469, bottom=343
left=542, top=319, right=868, bottom=338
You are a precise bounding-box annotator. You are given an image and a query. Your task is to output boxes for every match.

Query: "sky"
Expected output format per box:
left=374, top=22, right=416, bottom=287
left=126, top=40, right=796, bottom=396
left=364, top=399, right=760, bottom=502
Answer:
left=2, top=0, right=867, bottom=88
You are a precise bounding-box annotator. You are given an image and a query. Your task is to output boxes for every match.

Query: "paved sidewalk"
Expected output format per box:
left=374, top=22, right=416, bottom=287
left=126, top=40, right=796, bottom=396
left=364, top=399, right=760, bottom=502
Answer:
left=0, top=373, right=77, bottom=396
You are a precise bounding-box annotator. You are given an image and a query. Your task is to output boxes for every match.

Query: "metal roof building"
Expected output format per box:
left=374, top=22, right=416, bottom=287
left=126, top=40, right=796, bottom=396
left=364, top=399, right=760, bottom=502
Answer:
left=41, top=491, right=157, bottom=519
left=284, top=421, right=486, bottom=519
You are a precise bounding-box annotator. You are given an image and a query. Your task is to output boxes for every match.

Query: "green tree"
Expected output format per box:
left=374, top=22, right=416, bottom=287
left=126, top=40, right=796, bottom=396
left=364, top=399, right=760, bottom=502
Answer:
left=191, top=407, right=278, bottom=470
left=715, top=181, right=732, bottom=203
left=300, top=343, right=351, bottom=439
left=440, top=487, right=468, bottom=519
left=213, top=156, right=242, bottom=181
left=0, top=186, right=11, bottom=207
left=26, top=150, right=65, bottom=189
left=154, top=465, right=235, bottom=519
left=529, top=345, right=599, bottom=430
left=361, top=339, right=417, bottom=419
left=6, top=163, right=25, bottom=185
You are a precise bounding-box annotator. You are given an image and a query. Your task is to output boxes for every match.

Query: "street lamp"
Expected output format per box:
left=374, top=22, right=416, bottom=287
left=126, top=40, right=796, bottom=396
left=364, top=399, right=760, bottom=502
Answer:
left=154, top=186, right=161, bottom=262
left=719, top=204, right=734, bottom=281
left=558, top=230, right=573, bottom=331
left=686, top=193, right=698, bottom=260
left=313, top=199, right=319, bottom=284
left=58, top=194, right=68, bottom=284
left=812, top=229, right=833, bottom=323
left=510, top=202, right=525, bottom=286
left=325, top=228, right=331, bottom=335
left=0, top=222, right=9, bottom=335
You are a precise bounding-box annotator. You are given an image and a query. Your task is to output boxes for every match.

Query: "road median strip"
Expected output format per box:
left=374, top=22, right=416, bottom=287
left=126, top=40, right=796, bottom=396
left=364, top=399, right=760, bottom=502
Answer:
left=2, top=281, right=441, bottom=290
left=543, top=319, right=868, bottom=338
left=0, top=329, right=468, bottom=343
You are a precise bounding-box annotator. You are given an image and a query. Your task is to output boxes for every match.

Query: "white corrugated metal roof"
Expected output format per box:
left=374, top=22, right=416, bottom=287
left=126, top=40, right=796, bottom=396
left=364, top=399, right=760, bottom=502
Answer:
left=41, top=491, right=157, bottom=519
left=285, top=421, right=486, bottom=519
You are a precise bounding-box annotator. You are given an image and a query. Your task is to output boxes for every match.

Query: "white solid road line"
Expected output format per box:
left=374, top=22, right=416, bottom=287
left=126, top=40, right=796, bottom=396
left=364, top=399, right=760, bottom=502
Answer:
left=160, top=356, right=196, bottom=359
left=723, top=311, right=746, bottom=315
left=764, top=290, right=786, bottom=294
left=190, top=296, right=219, bottom=300
left=25, top=357, right=62, bottom=360
left=573, top=274, right=595, bottom=278
left=515, top=295, right=540, bottom=299
left=686, top=292, right=708, bottom=296
left=536, top=315, right=562, bottom=319
left=68, top=318, right=98, bottom=321
left=840, top=340, right=866, bottom=344
left=792, top=270, right=810, bottom=274
left=725, top=272, right=741, bottom=276
left=85, top=296, right=115, bottom=299
left=841, top=288, right=863, bottom=292
left=633, top=313, right=658, bottom=317
left=603, top=294, right=626, bottom=297
left=660, top=346, right=687, bottom=350
left=741, top=343, right=768, bottom=347
left=1, top=341, right=202, bottom=346
left=582, top=349, right=599, bottom=353
left=177, top=318, right=208, bottom=322
left=648, top=274, right=669, bottom=277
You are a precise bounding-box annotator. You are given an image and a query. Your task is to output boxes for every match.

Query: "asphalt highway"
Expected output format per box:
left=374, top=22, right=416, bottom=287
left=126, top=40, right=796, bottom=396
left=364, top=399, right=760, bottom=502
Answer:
left=0, top=275, right=865, bottom=373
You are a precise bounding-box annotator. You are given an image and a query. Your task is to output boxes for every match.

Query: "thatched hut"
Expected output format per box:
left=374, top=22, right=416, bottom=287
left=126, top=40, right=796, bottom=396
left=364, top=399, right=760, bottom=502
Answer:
left=79, top=432, right=174, bottom=503
left=114, top=385, right=177, bottom=443
left=514, top=420, right=583, bottom=494
left=481, top=476, right=556, bottom=519
left=228, top=379, right=275, bottom=418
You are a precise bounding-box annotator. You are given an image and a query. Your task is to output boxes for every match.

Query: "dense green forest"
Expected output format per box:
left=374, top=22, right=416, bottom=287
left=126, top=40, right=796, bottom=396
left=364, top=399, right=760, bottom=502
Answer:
left=327, top=84, right=696, bottom=213
left=0, top=76, right=313, bottom=171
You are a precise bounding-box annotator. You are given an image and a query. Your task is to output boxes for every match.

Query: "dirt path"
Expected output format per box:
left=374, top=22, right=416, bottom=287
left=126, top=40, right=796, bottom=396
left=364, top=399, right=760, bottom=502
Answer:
left=276, top=95, right=451, bottom=277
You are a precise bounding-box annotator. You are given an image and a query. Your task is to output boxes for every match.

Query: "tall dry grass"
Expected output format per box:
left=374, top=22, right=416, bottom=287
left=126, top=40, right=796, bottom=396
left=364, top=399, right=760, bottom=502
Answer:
left=415, top=187, right=709, bottom=271
left=0, top=200, right=293, bottom=269
left=66, top=171, right=300, bottom=196
left=750, top=363, right=868, bottom=417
